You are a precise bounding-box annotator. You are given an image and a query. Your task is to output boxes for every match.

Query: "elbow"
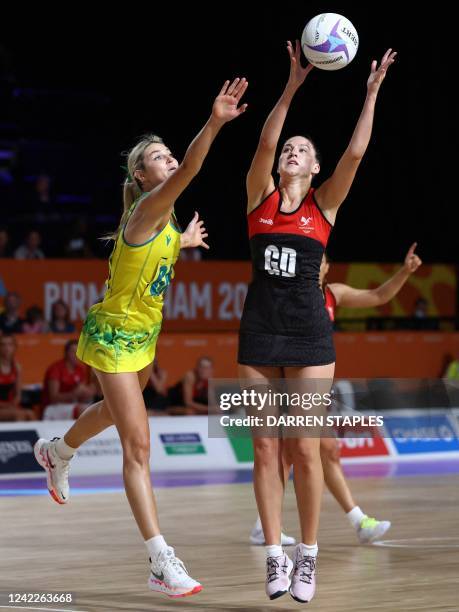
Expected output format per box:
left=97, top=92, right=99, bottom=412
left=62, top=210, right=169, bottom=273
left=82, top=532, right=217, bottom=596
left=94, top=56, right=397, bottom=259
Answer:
left=373, top=290, right=388, bottom=306
left=259, top=136, right=276, bottom=151
left=347, top=149, right=364, bottom=162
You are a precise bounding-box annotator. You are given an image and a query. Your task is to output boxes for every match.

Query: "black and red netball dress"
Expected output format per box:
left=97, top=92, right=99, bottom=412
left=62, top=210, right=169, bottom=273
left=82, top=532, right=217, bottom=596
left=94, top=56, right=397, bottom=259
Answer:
left=239, top=187, right=335, bottom=367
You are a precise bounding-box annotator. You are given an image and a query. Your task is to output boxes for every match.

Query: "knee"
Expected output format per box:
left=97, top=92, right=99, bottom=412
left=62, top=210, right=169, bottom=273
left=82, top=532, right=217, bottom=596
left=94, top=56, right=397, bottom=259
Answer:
left=290, top=441, right=320, bottom=472
left=122, top=433, right=150, bottom=467
left=320, top=440, right=340, bottom=465
left=282, top=442, right=294, bottom=468
left=253, top=439, right=279, bottom=468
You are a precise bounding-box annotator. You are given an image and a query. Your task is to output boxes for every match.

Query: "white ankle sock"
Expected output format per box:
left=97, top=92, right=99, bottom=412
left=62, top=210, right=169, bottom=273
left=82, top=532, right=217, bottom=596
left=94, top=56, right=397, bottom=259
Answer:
left=55, top=437, right=77, bottom=460
left=347, top=506, right=366, bottom=529
left=299, top=542, right=318, bottom=557
left=254, top=516, right=263, bottom=531
left=145, top=535, right=168, bottom=560
left=266, top=544, right=283, bottom=558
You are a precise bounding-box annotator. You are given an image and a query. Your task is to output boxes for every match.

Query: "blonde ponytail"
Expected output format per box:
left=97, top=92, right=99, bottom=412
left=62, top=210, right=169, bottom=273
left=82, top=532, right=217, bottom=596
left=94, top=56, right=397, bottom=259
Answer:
left=101, top=134, right=164, bottom=241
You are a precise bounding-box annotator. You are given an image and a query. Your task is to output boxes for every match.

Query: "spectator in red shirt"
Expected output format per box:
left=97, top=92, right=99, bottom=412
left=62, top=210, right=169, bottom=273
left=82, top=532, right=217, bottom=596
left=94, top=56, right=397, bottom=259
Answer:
left=42, top=339, right=96, bottom=417
left=0, top=333, right=34, bottom=421
left=168, top=356, right=214, bottom=415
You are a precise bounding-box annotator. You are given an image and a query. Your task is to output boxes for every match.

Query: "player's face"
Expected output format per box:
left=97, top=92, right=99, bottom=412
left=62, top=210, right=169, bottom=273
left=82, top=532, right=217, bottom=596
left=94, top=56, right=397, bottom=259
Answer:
left=278, top=137, right=319, bottom=180
left=136, top=143, right=178, bottom=190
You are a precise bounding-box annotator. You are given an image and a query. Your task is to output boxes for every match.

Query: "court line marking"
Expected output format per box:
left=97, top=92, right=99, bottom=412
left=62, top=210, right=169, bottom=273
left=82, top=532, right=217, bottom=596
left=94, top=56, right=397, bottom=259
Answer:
left=373, top=537, right=459, bottom=548
left=0, top=607, right=88, bottom=612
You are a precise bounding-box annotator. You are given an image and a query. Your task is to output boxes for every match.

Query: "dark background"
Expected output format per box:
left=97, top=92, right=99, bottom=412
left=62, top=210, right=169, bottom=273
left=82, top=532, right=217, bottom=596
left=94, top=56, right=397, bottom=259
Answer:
left=1, top=5, right=456, bottom=262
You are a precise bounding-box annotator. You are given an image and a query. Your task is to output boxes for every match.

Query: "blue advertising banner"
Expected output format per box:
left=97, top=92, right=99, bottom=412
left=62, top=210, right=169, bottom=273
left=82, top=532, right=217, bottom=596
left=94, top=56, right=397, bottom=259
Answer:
left=0, top=430, right=41, bottom=474
left=384, top=415, right=459, bottom=454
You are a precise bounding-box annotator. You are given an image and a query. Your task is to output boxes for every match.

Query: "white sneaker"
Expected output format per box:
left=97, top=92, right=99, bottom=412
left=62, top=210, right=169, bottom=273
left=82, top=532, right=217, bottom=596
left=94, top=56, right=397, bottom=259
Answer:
left=250, top=526, right=296, bottom=546
left=357, top=516, right=391, bottom=543
left=148, top=546, right=202, bottom=598
left=266, top=553, right=293, bottom=600
left=34, top=437, right=70, bottom=505
left=289, top=545, right=317, bottom=603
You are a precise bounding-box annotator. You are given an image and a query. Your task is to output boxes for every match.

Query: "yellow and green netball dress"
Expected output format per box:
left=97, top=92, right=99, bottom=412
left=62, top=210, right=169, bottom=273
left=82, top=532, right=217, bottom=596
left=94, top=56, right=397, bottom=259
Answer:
left=77, top=207, right=181, bottom=373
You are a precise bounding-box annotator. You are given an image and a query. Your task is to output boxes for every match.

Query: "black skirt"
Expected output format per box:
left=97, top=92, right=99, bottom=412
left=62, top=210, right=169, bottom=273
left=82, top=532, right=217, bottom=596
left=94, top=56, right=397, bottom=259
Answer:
left=238, top=330, right=335, bottom=368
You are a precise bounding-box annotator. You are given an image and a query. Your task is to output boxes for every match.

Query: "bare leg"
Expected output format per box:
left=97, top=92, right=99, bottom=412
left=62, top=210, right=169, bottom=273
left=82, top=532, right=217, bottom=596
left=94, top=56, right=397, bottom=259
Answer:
left=64, top=363, right=152, bottom=448
left=284, top=437, right=323, bottom=545
left=253, top=437, right=286, bottom=544
left=64, top=400, right=112, bottom=448
left=95, top=368, right=159, bottom=540
left=239, top=364, right=284, bottom=545
left=284, top=363, right=335, bottom=545
left=321, top=437, right=356, bottom=513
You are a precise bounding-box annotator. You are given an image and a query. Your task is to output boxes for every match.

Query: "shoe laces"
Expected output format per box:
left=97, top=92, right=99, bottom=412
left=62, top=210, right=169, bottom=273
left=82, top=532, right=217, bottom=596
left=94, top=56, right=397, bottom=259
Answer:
left=162, top=547, right=187, bottom=576
left=267, top=556, right=288, bottom=582
left=297, top=555, right=316, bottom=584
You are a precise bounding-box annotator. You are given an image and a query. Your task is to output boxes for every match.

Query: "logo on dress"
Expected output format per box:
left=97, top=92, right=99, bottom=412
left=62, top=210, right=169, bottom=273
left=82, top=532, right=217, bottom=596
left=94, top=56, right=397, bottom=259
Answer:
left=259, top=217, right=273, bottom=225
left=299, top=215, right=314, bottom=233
left=166, top=235, right=172, bottom=246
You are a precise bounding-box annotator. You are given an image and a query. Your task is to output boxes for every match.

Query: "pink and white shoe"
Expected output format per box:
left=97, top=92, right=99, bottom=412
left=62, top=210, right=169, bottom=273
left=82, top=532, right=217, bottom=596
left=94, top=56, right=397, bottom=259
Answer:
left=148, top=546, right=202, bottom=598
left=265, top=553, right=293, bottom=600
left=34, top=437, right=70, bottom=505
left=289, top=545, right=317, bottom=603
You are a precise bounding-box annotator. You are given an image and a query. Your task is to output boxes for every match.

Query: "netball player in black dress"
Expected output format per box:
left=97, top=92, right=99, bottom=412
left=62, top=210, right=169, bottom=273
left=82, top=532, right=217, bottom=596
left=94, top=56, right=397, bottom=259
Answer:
left=238, top=41, right=396, bottom=602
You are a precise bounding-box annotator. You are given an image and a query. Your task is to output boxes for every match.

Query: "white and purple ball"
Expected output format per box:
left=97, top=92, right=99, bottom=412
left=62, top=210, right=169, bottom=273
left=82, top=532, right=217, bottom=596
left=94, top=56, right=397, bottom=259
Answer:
left=301, top=13, right=359, bottom=71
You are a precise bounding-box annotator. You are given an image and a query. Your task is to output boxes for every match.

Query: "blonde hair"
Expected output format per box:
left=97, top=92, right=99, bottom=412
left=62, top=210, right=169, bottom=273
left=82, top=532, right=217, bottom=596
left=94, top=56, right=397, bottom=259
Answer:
left=102, top=134, right=164, bottom=241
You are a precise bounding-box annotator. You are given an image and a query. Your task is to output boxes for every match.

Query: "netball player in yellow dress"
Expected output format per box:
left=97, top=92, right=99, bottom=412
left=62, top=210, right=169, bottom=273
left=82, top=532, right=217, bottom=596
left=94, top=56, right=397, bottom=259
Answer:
left=34, top=77, right=248, bottom=598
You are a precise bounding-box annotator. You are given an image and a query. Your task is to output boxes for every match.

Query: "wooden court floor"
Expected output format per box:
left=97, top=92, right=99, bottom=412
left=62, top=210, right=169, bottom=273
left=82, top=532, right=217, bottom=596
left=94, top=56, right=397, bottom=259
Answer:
left=1, top=473, right=458, bottom=611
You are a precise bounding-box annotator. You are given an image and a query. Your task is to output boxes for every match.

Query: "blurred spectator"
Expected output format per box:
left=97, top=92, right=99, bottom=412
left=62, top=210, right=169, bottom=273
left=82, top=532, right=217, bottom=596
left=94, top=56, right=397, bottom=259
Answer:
left=0, top=292, right=24, bottom=334
left=65, top=218, right=94, bottom=258
left=42, top=339, right=96, bottom=419
left=14, top=230, right=45, bottom=259
left=144, top=359, right=170, bottom=414
left=49, top=299, right=75, bottom=333
left=22, top=305, right=50, bottom=333
left=411, top=297, right=438, bottom=330
left=0, top=333, right=34, bottom=421
left=168, top=356, right=213, bottom=415
left=179, top=247, right=202, bottom=262
left=413, top=297, right=428, bottom=319
left=0, top=227, right=12, bottom=257
left=34, top=174, right=53, bottom=206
